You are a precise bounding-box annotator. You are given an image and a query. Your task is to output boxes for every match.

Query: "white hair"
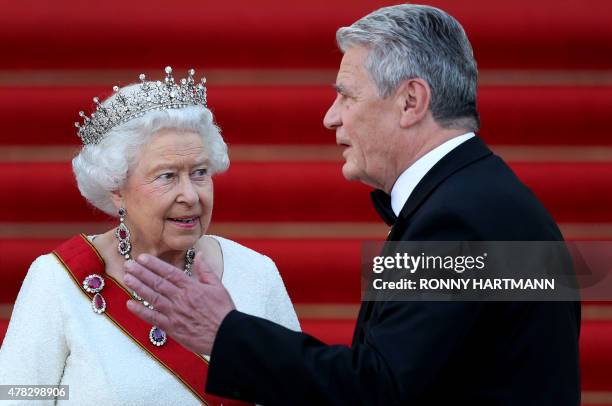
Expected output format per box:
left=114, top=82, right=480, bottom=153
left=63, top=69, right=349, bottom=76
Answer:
left=337, top=4, right=480, bottom=131
left=72, top=88, right=229, bottom=216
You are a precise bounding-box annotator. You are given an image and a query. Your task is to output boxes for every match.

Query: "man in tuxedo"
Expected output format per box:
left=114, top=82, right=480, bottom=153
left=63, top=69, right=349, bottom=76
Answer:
left=124, top=4, right=580, bottom=405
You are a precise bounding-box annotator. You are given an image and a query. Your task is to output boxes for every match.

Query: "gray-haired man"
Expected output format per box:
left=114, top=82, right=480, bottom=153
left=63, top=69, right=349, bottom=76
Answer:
left=125, top=4, right=580, bottom=405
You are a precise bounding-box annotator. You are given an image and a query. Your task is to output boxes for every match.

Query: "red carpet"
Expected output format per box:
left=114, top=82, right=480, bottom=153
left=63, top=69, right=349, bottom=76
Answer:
left=1, top=161, right=611, bottom=223
left=1, top=1, right=611, bottom=401
left=581, top=321, right=612, bottom=391
left=0, top=319, right=8, bottom=346
left=2, top=86, right=612, bottom=146
left=1, top=0, right=612, bottom=69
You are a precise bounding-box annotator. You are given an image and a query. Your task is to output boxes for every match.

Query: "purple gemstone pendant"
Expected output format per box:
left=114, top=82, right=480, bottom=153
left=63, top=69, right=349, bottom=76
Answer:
left=149, top=326, right=167, bottom=347
left=82, top=274, right=105, bottom=293
left=115, top=223, right=131, bottom=257
left=83, top=274, right=106, bottom=314
left=92, top=293, right=106, bottom=314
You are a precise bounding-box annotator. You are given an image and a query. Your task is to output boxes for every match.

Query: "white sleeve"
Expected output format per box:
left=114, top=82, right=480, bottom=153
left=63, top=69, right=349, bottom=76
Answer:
left=0, top=255, right=69, bottom=405
left=261, top=256, right=301, bottom=332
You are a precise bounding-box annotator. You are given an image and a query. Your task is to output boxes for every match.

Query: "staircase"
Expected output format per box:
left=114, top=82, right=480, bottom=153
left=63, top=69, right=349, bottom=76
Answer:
left=1, top=1, right=611, bottom=404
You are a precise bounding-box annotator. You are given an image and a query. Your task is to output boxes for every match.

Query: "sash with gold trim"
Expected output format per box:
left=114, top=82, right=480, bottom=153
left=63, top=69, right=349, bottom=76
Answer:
left=53, top=234, right=253, bottom=406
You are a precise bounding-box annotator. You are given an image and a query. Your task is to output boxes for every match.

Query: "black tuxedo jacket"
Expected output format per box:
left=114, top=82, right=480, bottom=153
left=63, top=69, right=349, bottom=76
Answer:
left=206, top=136, right=581, bottom=405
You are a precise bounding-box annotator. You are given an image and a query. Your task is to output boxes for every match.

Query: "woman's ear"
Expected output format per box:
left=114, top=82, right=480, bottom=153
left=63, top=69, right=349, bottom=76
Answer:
left=396, top=78, right=431, bottom=128
left=109, top=189, right=124, bottom=211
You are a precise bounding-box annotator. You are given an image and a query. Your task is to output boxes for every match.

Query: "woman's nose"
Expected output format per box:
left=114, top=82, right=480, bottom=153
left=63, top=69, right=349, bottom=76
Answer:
left=177, top=177, right=199, bottom=205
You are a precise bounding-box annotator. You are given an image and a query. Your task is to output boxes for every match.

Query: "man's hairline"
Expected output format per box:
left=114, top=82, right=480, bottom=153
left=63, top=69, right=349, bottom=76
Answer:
left=337, top=41, right=475, bottom=133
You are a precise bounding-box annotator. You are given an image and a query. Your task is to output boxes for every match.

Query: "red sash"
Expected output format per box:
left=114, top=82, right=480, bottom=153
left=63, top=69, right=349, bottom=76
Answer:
left=53, top=234, right=253, bottom=406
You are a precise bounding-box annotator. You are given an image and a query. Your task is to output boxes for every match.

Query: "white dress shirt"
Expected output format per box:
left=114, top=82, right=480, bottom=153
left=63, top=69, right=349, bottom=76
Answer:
left=390, top=132, right=475, bottom=216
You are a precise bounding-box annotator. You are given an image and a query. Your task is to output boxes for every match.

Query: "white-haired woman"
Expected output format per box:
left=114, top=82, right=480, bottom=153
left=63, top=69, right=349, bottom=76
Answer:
left=0, top=67, right=299, bottom=406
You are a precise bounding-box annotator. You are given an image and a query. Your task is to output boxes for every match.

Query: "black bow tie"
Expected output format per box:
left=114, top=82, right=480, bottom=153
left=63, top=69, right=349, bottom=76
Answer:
left=370, top=189, right=398, bottom=226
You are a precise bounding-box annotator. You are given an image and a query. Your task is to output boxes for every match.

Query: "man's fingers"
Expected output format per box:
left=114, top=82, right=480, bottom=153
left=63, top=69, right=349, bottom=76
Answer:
left=124, top=260, right=181, bottom=299
left=123, top=272, right=173, bottom=313
left=135, top=254, right=191, bottom=288
left=126, top=300, right=171, bottom=331
left=193, top=252, right=221, bottom=285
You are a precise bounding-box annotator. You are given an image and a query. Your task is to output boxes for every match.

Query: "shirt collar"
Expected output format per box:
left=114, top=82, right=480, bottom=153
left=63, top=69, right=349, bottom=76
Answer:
left=390, top=132, right=475, bottom=216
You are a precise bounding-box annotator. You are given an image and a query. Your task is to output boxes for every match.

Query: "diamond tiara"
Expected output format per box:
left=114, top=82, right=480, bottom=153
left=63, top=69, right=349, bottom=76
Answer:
left=75, top=66, right=207, bottom=145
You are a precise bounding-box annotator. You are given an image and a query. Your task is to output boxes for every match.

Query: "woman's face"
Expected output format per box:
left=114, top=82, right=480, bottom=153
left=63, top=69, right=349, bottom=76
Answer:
left=112, top=128, right=213, bottom=256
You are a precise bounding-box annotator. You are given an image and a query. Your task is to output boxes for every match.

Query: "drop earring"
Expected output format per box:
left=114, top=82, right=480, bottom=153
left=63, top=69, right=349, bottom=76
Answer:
left=115, top=207, right=131, bottom=259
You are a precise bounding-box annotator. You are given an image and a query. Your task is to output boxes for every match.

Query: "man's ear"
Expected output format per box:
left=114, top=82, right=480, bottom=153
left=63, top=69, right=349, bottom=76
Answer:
left=396, top=78, right=431, bottom=128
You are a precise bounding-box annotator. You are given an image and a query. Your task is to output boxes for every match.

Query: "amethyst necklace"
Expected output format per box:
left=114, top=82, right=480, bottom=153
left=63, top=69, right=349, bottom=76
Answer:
left=82, top=207, right=195, bottom=347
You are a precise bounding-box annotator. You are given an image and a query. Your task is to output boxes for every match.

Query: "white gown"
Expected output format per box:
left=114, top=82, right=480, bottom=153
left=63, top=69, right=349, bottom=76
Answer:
left=0, top=236, right=300, bottom=405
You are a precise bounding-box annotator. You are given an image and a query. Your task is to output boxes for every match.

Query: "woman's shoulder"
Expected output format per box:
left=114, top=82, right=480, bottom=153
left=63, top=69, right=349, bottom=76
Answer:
left=28, top=252, right=64, bottom=273
left=207, top=235, right=275, bottom=268
left=11, top=253, right=74, bottom=312
left=24, top=253, right=71, bottom=285
left=205, top=235, right=281, bottom=287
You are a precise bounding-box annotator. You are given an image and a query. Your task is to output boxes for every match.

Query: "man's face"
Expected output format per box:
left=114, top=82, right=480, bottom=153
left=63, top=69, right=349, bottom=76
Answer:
left=323, top=46, right=398, bottom=189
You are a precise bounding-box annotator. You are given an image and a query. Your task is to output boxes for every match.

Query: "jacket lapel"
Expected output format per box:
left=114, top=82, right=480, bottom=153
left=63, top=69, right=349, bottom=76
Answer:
left=354, top=137, right=493, bottom=346
left=388, top=136, right=492, bottom=240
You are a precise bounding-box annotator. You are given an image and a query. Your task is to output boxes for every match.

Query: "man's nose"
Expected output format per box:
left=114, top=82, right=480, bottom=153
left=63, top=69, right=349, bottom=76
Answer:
left=323, top=96, right=341, bottom=130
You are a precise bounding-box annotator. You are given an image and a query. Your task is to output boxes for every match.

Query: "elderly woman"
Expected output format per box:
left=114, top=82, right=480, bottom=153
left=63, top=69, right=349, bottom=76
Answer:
left=0, top=67, right=299, bottom=405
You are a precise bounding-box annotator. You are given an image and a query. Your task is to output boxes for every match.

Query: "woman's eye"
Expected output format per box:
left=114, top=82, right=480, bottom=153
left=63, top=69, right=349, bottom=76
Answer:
left=193, top=168, right=208, bottom=177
